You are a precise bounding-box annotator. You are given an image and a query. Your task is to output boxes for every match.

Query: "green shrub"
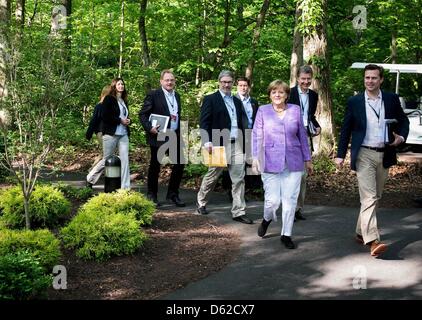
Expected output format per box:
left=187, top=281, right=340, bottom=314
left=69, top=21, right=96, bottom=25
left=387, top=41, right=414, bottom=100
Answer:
left=0, top=229, right=61, bottom=270
left=55, top=182, right=94, bottom=201
left=0, top=185, right=71, bottom=229
left=312, top=154, right=337, bottom=174
left=79, top=190, right=155, bottom=226
left=60, top=210, right=146, bottom=261
left=0, top=250, right=52, bottom=300
left=183, top=163, right=208, bottom=178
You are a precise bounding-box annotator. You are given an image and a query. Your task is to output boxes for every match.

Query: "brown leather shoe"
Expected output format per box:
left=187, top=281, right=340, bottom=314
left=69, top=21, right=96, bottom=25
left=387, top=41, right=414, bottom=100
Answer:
left=370, top=240, right=388, bottom=257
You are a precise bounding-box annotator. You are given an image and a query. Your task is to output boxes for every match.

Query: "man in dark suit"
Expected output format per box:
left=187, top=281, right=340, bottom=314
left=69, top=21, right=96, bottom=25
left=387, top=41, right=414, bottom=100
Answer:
left=222, top=77, right=261, bottom=199
left=197, top=70, right=253, bottom=224
left=335, top=64, right=409, bottom=257
left=139, top=70, right=185, bottom=207
left=288, top=65, right=321, bottom=221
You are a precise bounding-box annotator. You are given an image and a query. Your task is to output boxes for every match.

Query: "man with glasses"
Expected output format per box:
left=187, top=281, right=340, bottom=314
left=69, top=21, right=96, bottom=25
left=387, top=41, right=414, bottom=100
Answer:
left=197, top=70, right=253, bottom=224
left=139, top=69, right=185, bottom=207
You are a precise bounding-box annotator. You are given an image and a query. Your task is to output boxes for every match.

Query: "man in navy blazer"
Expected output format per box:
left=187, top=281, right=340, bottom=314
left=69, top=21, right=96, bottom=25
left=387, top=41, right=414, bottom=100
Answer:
left=288, top=65, right=321, bottom=221
left=139, top=70, right=185, bottom=207
left=335, top=64, right=409, bottom=257
left=197, top=70, right=253, bottom=224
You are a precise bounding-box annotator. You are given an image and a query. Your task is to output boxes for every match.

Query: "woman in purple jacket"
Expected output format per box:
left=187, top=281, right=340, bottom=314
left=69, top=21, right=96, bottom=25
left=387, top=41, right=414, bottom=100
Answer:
left=252, top=80, right=313, bottom=249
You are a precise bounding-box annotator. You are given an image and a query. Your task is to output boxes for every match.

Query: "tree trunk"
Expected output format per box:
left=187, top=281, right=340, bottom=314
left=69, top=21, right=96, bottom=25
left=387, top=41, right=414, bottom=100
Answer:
left=215, top=0, right=231, bottom=67
left=0, top=0, right=10, bottom=99
left=303, top=0, right=336, bottom=155
left=289, top=2, right=303, bottom=87
left=23, top=195, right=31, bottom=229
left=139, top=0, right=151, bottom=67
left=245, top=0, right=270, bottom=83
left=391, top=30, right=397, bottom=64
left=118, top=0, right=125, bottom=77
left=195, top=0, right=206, bottom=86
left=15, top=0, right=25, bottom=26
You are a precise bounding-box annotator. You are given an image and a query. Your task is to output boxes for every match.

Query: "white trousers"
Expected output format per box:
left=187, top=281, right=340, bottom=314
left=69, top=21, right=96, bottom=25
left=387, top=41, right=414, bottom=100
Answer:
left=87, top=134, right=130, bottom=190
left=261, top=170, right=302, bottom=236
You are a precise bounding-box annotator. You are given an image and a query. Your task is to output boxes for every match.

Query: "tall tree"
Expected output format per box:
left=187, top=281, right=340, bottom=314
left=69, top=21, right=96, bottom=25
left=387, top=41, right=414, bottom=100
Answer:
left=245, top=0, right=270, bottom=83
left=300, top=0, right=336, bottom=155
left=0, top=0, right=10, bottom=99
left=139, top=0, right=151, bottom=67
left=289, top=1, right=303, bottom=87
left=15, top=0, right=25, bottom=26
left=118, top=0, right=125, bottom=77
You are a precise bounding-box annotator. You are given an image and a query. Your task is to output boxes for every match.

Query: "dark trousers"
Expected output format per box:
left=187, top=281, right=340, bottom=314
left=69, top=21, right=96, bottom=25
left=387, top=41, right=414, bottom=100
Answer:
left=147, top=145, right=185, bottom=197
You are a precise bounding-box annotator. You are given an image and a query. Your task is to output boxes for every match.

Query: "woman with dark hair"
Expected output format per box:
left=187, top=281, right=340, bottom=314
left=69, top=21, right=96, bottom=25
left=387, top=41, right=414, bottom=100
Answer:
left=252, top=80, right=312, bottom=249
left=87, top=78, right=131, bottom=189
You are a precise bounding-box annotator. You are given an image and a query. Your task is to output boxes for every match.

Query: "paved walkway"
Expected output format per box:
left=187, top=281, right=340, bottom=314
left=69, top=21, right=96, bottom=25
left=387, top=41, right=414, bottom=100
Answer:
left=49, top=172, right=422, bottom=300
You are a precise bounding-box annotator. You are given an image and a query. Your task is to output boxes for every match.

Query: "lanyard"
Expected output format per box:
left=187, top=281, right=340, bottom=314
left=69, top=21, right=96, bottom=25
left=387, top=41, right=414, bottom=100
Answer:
left=367, top=98, right=382, bottom=122
left=165, top=92, right=177, bottom=115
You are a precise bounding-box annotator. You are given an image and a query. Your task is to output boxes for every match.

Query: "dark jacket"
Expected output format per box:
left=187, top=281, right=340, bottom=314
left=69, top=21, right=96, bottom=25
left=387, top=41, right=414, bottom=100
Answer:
left=235, top=94, right=259, bottom=130
left=101, top=95, right=130, bottom=136
left=337, top=91, right=409, bottom=170
left=288, top=85, right=320, bottom=131
left=139, top=88, right=182, bottom=147
left=200, top=91, right=245, bottom=148
left=85, top=102, right=103, bottom=140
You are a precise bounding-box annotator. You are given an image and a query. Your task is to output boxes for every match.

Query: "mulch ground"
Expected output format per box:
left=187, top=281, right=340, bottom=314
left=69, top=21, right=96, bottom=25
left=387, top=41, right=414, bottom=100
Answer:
left=47, top=212, right=240, bottom=300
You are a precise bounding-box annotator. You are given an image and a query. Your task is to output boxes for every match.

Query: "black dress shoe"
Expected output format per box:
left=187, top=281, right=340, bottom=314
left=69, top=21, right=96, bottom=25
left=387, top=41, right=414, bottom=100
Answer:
left=414, top=197, right=422, bottom=206
left=257, top=218, right=272, bottom=237
left=232, top=215, right=253, bottom=224
left=197, top=206, right=208, bottom=215
left=147, top=193, right=161, bottom=207
left=281, top=235, right=296, bottom=249
left=295, top=209, right=306, bottom=221
left=167, top=195, right=186, bottom=207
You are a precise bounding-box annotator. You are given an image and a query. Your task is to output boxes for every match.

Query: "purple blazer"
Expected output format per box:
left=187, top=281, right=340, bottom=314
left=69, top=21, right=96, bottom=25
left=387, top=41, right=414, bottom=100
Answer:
left=252, top=103, right=311, bottom=173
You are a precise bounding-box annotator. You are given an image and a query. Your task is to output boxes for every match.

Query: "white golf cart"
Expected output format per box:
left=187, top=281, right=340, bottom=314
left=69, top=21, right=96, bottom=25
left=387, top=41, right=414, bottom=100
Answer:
left=351, top=63, right=422, bottom=151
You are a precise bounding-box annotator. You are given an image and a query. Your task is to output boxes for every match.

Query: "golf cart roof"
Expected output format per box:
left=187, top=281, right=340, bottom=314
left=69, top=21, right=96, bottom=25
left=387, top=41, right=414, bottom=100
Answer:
left=350, top=62, right=422, bottom=94
left=350, top=62, right=422, bottom=74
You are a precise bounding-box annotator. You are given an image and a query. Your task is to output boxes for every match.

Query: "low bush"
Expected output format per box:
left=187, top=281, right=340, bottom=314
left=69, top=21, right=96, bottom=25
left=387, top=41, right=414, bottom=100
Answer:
left=55, top=182, right=94, bottom=201
left=0, top=250, right=52, bottom=300
left=60, top=210, right=146, bottom=261
left=79, top=190, right=155, bottom=226
left=312, top=154, right=337, bottom=174
left=0, top=229, right=61, bottom=270
left=0, top=185, right=71, bottom=229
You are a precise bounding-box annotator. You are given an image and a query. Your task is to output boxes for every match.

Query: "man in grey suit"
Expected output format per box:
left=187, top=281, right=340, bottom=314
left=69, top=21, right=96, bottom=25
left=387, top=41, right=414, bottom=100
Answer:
left=222, top=77, right=261, bottom=199
left=197, top=70, right=253, bottom=224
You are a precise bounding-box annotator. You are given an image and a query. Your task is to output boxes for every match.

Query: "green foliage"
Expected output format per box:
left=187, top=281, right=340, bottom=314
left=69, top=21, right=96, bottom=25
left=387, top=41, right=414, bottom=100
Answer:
left=184, top=164, right=208, bottom=178
left=0, top=185, right=71, bottom=229
left=0, top=250, right=52, bottom=300
left=60, top=210, right=146, bottom=261
left=0, top=229, right=61, bottom=271
left=312, top=154, right=336, bottom=174
left=55, top=182, right=94, bottom=201
left=79, top=190, right=155, bottom=226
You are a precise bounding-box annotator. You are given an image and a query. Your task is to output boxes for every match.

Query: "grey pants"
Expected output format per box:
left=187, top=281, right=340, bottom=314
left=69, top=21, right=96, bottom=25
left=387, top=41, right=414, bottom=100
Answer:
left=197, top=142, right=246, bottom=218
left=87, top=134, right=130, bottom=190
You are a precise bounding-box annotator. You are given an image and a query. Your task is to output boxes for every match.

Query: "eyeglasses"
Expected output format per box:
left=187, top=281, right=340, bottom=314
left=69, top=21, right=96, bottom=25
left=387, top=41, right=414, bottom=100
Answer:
left=220, top=81, right=233, bottom=84
left=163, top=79, right=175, bottom=82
